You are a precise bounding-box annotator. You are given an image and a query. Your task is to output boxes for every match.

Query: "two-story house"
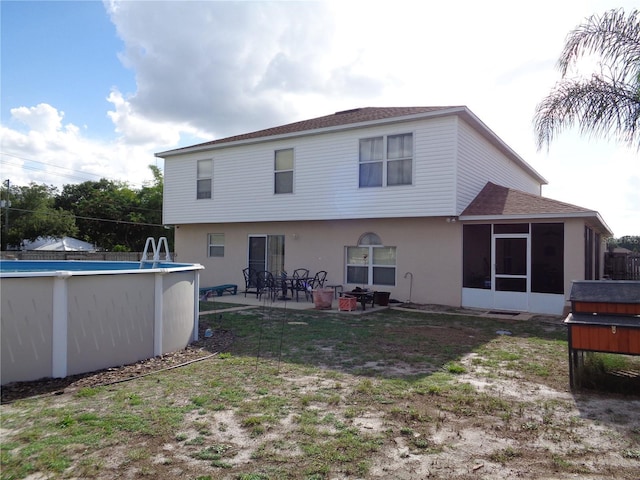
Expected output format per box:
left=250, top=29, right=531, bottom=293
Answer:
left=156, top=106, right=612, bottom=315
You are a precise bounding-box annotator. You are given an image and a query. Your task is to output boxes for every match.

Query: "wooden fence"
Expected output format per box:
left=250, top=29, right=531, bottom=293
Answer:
left=604, top=252, right=640, bottom=280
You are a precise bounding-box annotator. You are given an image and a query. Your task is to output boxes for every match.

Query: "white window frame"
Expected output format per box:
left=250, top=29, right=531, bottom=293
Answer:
left=345, top=244, right=397, bottom=286
left=359, top=133, right=413, bottom=188
left=207, top=233, right=224, bottom=257
left=197, top=159, right=212, bottom=199
left=274, top=148, right=294, bottom=194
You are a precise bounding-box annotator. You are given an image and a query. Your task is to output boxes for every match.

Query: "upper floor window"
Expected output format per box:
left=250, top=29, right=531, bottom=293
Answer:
left=197, top=159, right=212, bottom=199
left=208, top=233, right=224, bottom=257
left=359, top=133, right=412, bottom=188
left=274, top=149, right=294, bottom=194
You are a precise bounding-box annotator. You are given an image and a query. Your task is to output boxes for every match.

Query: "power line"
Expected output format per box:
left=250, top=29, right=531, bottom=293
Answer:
left=0, top=151, right=151, bottom=188
left=7, top=207, right=168, bottom=228
left=1, top=152, right=104, bottom=178
left=1, top=157, right=100, bottom=184
left=0, top=173, right=163, bottom=215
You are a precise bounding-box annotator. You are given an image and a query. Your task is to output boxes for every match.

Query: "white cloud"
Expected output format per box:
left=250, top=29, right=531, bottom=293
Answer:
left=107, top=89, right=181, bottom=146
left=105, top=1, right=346, bottom=136
left=10, top=104, right=64, bottom=134
left=1, top=103, right=163, bottom=189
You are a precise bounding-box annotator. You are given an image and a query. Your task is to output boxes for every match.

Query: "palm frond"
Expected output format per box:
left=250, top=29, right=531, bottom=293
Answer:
left=558, top=8, right=640, bottom=79
left=534, top=75, right=640, bottom=150
left=535, top=8, right=640, bottom=151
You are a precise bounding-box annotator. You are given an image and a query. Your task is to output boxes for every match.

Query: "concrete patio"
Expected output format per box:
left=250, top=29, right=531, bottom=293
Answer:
left=200, top=290, right=390, bottom=314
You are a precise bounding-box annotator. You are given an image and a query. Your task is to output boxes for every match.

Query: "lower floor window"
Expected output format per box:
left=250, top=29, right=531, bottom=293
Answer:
left=346, top=245, right=396, bottom=286
left=208, top=233, right=224, bottom=257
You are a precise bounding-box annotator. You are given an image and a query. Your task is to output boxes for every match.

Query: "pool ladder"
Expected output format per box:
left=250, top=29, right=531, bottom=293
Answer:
left=140, top=237, right=172, bottom=268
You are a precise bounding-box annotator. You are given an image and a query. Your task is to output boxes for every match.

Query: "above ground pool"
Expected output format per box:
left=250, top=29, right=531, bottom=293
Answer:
left=0, top=259, right=189, bottom=273
left=1, top=259, right=204, bottom=385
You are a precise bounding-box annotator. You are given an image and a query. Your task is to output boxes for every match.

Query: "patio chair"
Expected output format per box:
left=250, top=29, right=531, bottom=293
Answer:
left=243, top=267, right=259, bottom=297
left=256, top=270, right=277, bottom=302
left=276, top=270, right=290, bottom=299
left=309, top=270, right=327, bottom=290
left=291, top=268, right=311, bottom=301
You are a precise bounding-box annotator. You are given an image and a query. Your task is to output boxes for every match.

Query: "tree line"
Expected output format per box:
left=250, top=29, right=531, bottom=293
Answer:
left=0, top=166, right=172, bottom=252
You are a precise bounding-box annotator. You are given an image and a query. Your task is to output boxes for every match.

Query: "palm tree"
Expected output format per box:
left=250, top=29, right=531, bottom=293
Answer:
left=534, top=8, right=640, bottom=150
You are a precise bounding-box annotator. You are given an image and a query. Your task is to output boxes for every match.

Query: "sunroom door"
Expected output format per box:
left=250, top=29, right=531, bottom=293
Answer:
left=493, top=234, right=529, bottom=311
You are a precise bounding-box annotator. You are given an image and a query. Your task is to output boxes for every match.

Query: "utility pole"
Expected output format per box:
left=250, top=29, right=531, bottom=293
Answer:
left=2, top=179, right=9, bottom=251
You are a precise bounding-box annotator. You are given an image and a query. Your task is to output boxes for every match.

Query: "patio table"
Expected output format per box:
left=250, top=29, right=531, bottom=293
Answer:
left=278, top=275, right=313, bottom=301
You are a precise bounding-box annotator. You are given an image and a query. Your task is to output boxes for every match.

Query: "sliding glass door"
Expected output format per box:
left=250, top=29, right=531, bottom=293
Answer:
left=248, top=235, right=285, bottom=276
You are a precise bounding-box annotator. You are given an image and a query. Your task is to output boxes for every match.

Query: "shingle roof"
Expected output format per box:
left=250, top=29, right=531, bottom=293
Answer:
left=461, top=182, right=594, bottom=216
left=161, top=106, right=461, bottom=153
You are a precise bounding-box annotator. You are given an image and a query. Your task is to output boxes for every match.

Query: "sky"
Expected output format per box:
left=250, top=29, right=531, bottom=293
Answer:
left=1, top=0, right=638, bottom=237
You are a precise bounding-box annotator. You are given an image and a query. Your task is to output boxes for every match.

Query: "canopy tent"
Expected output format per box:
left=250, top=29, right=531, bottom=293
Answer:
left=21, top=236, right=96, bottom=252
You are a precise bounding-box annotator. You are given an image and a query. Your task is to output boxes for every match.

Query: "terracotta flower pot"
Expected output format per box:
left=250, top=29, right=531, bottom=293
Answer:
left=312, top=288, right=334, bottom=309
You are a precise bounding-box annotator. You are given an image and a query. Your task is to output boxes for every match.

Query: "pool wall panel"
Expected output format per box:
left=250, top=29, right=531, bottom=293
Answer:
left=66, top=274, right=156, bottom=376
left=162, top=271, right=197, bottom=354
left=1, top=277, right=54, bottom=383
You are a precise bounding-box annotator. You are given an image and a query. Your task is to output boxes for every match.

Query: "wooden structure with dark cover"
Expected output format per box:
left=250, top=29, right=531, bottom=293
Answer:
left=564, top=281, right=640, bottom=388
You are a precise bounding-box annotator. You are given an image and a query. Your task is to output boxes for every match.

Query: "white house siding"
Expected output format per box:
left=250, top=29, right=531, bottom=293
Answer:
left=175, top=217, right=463, bottom=308
left=163, top=116, right=460, bottom=225
left=455, top=119, right=542, bottom=213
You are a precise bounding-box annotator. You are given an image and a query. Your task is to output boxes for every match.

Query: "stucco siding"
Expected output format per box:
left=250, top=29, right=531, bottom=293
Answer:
left=175, top=218, right=462, bottom=308
left=563, top=219, right=587, bottom=296
left=164, top=117, right=460, bottom=225
left=456, top=119, right=541, bottom=212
